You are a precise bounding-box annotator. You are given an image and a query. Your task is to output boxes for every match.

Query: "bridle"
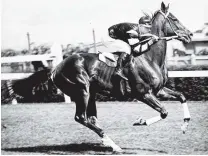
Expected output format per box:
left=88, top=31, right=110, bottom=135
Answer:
left=151, top=10, right=179, bottom=41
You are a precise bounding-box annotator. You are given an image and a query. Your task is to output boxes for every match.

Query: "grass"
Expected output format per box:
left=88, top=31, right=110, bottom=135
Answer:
left=1, top=101, right=208, bottom=155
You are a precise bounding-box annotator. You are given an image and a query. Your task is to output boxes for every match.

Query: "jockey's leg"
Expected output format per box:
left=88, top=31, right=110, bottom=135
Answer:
left=114, top=52, right=128, bottom=80
left=111, top=39, right=131, bottom=80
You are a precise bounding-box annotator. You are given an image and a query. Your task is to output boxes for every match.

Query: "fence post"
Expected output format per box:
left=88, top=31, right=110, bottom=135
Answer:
left=92, top=29, right=97, bottom=53
left=50, top=43, right=71, bottom=103
left=174, top=55, right=178, bottom=66
left=191, top=54, right=196, bottom=65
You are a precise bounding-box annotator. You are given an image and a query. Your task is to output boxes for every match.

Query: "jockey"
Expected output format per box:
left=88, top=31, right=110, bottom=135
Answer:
left=108, top=15, right=159, bottom=80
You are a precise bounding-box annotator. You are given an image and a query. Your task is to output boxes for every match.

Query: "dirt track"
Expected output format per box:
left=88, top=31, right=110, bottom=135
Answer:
left=1, top=101, right=208, bottom=155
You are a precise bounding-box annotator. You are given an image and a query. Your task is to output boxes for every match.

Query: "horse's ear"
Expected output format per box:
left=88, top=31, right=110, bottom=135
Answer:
left=166, top=3, right=170, bottom=11
left=161, top=2, right=169, bottom=13
left=161, top=2, right=166, bottom=12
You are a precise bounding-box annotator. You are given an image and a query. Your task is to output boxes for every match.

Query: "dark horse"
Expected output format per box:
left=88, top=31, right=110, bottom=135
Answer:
left=8, top=2, right=192, bottom=152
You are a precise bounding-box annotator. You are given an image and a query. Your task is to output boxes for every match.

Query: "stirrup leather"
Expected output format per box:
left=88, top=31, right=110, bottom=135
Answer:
left=115, top=69, right=128, bottom=81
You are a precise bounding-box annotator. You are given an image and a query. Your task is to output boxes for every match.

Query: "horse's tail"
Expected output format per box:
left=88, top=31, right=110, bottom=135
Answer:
left=1, top=68, right=53, bottom=103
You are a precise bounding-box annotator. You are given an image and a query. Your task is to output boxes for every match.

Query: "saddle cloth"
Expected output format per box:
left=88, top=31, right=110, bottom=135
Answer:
left=97, top=40, right=131, bottom=67
left=98, top=52, right=119, bottom=67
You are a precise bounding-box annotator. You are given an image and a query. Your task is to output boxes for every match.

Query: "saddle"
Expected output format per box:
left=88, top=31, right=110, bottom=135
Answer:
left=98, top=52, right=120, bottom=67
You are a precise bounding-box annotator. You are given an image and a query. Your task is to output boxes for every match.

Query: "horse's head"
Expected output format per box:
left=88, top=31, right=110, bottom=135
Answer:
left=152, top=2, right=192, bottom=43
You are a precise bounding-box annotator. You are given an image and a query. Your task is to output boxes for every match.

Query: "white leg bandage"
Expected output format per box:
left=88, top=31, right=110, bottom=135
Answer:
left=101, top=135, right=122, bottom=152
left=182, top=102, right=191, bottom=119
left=146, top=115, right=162, bottom=126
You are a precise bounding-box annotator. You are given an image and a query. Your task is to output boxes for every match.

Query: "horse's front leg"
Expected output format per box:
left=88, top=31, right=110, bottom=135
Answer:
left=133, top=91, right=168, bottom=126
left=156, top=87, right=191, bottom=133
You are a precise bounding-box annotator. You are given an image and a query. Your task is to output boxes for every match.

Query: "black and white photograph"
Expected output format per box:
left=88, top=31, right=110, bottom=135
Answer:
left=1, top=0, right=208, bottom=155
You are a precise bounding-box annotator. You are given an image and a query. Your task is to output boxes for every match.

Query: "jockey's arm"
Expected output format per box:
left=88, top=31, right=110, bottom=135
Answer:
left=127, top=29, right=139, bottom=38
left=126, top=29, right=140, bottom=45
left=132, top=35, right=159, bottom=55
left=126, top=29, right=159, bottom=55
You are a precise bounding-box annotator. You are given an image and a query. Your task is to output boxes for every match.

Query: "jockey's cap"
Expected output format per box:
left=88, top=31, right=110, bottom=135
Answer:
left=139, top=16, right=151, bottom=25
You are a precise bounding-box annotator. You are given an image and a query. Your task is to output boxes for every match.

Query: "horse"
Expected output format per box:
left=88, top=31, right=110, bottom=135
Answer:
left=6, top=2, right=192, bottom=152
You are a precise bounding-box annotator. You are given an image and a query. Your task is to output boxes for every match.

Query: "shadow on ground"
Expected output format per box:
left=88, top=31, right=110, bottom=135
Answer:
left=122, top=147, right=167, bottom=154
left=2, top=143, right=114, bottom=154
left=2, top=143, right=168, bottom=155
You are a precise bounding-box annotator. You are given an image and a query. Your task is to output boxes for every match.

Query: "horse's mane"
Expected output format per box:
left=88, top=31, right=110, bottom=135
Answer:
left=142, top=10, right=160, bottom=23
left=142, top=11, right=153, bottom=20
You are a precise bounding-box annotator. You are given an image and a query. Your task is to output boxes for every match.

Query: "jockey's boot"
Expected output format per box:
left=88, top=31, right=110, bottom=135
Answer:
left=114, top=52, right=128, bottom=81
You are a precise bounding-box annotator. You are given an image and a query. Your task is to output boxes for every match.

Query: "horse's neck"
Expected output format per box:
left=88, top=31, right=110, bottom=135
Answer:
left=145, top=21, right=167, bottom=67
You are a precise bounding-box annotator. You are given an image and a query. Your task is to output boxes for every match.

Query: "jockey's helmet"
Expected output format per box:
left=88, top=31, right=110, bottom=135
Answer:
left=139, top=16, right=151, bottom=25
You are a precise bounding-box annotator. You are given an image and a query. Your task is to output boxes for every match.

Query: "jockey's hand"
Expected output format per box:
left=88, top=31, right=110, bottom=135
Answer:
left=148, top=35, right=159, bottom=46
left=130, top=33, right=139, bottom=38
left=151, top=35, right=159, bottom=42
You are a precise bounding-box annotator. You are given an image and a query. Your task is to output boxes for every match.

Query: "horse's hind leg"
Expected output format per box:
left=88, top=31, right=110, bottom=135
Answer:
left=157, top=87, right=191, bottom=133
left=86, top=87, right=97, bottom=118
left=74, top=86, right=122, bottom=152
left=74, top=87, right=103, bottom=136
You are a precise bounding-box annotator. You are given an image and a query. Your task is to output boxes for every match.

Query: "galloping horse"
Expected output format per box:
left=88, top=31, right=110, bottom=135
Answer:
left=8, top=2, right=192, bottom=152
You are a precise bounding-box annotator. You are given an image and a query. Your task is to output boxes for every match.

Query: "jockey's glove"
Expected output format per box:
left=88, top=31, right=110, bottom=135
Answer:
left=148, top=35, right=159, bottom=46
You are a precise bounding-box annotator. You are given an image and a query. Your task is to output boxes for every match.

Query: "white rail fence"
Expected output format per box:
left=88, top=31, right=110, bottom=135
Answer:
left=1, top=54, right=56, bottom=80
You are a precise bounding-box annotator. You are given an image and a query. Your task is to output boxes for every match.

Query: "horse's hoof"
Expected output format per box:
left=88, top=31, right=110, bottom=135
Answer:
left=133, top=117, right=147, bottom=126
left=112, top=145, right=123, bottom=153
left=181, top=122, right=189, bottom=134
left=160, top=111, right=168, bottom=119
left=181, top=125, right=187, bottom=134
left=101, top=135, right=122, bottom=152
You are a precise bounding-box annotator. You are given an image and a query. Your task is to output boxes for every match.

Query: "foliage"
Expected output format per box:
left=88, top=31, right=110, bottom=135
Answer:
left=62, top=43, right=89, bottom=59
left=166, top=77, right=208, bottom=101
left=1, top=49, right=17, bottom=57
left=196, top=48, right=208, bottom=56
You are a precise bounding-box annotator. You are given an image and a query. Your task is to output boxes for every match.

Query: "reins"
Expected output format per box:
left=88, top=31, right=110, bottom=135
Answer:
left=159, top=35, right=178, bottom=40
left=150, top=10, right=179, bottom=41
